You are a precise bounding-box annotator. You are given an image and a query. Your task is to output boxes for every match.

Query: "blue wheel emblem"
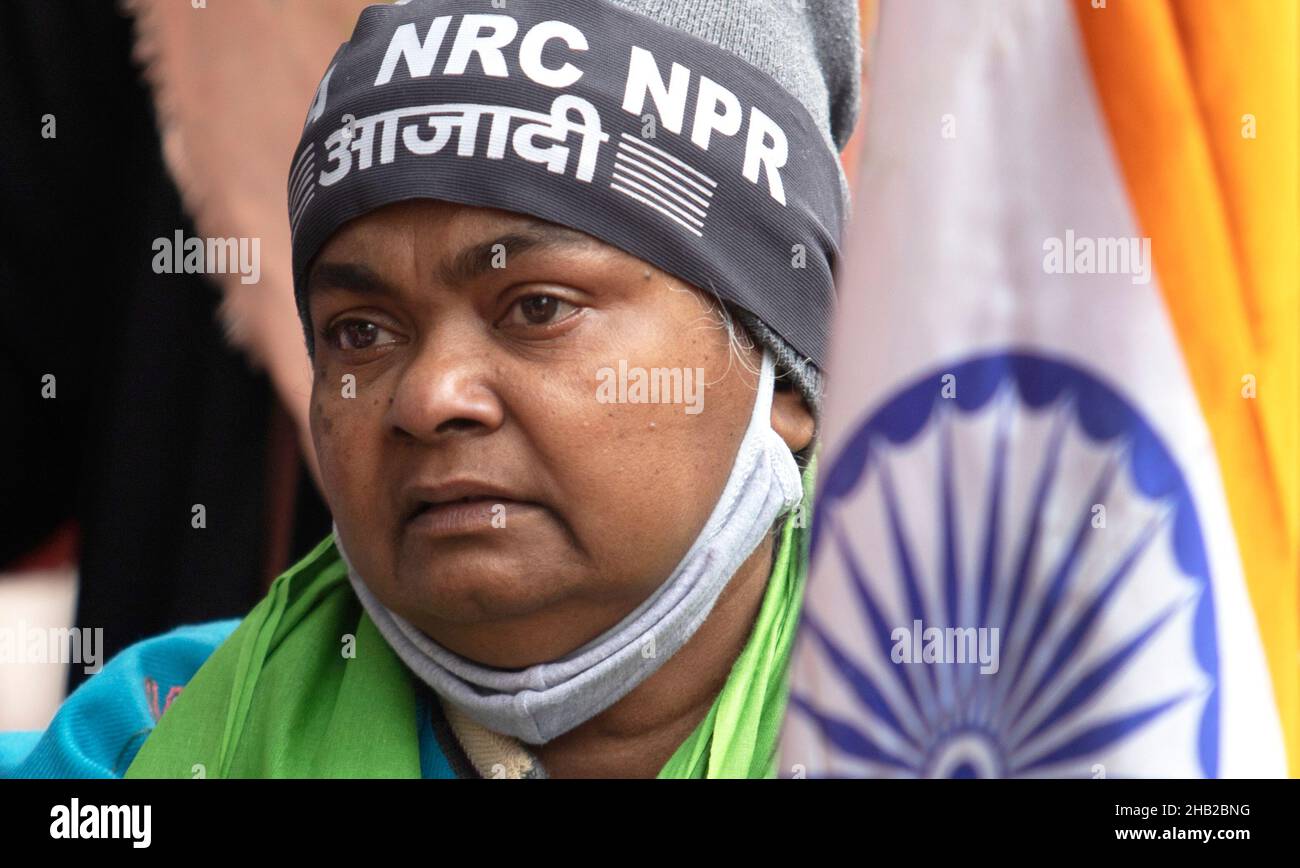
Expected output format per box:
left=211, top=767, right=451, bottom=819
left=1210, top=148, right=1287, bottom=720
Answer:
left=790, top=352, right=1219, bottom=777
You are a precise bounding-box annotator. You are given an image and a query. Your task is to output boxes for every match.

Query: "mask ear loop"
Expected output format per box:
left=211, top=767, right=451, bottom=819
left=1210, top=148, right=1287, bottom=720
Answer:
left=754, top=349, right=807, bottom=517
left=753, top=348, right=779, bottom=425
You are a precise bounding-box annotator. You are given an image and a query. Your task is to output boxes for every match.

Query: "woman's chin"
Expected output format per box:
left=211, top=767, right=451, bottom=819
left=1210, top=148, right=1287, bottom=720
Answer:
left=390, top=565, right=649, bottom=664
left=394, top=556, right=586, bottom=624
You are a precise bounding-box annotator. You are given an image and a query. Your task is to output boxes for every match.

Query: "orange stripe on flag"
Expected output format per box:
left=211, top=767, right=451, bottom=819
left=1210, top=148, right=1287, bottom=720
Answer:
left=1073, top=0, right=1300, bottom=774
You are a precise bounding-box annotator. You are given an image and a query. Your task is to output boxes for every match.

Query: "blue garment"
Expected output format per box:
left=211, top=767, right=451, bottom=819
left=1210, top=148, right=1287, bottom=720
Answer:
left=0, top=619, right=459, bottom=778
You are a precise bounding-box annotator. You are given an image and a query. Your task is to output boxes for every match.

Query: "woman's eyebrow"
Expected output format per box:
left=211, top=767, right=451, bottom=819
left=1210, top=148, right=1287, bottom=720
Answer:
left=436, top=226, right=599, bottom=287
left=305, top=261, right=401, bottom=302
left=305, top=224, right=602, bottom=303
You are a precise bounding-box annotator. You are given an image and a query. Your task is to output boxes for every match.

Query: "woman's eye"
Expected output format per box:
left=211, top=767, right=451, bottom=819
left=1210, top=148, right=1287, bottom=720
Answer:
left=326, top=319, right=398, bottom=351
left=504, top=294, right=578, bottom=327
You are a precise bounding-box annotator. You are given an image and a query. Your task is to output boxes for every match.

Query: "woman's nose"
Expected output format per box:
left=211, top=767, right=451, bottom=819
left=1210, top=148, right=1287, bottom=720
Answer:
left=384, top=328, right=505, bottom=442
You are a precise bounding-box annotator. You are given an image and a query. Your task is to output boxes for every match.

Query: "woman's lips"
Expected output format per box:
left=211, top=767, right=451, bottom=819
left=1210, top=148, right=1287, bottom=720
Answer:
left=405, top=496, right=541, bottom=538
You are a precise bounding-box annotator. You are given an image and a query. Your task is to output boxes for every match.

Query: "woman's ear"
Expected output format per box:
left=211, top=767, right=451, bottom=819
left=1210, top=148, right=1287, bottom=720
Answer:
left=771, top=384, right=815, bottom=452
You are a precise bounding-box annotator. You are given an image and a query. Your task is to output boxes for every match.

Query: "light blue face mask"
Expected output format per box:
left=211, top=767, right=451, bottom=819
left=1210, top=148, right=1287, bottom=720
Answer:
left=338, top=350, right=803, bottom=745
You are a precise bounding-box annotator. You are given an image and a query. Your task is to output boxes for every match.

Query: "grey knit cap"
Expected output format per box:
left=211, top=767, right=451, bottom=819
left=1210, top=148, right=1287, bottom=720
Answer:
left=291, top=0, right=861, bottom=415
left=612, top=0, right=862, bottom=412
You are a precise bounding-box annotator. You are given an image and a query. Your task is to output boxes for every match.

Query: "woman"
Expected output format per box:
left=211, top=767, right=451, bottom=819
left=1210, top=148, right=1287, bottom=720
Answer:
left=1, top=0, right=860, bottom=778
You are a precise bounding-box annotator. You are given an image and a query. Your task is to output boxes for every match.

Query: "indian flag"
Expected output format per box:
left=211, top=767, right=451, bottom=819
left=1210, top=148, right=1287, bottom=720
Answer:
left=780, top=0, right=1297, bottom=778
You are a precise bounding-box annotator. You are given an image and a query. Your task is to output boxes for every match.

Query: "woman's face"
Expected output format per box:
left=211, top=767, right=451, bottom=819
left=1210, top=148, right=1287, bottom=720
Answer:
left=305, top=199, right=801, bottom=667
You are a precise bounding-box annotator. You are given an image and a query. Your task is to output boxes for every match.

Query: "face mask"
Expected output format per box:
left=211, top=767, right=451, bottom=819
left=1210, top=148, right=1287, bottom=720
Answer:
left=338, top=349, right=803, bottom=745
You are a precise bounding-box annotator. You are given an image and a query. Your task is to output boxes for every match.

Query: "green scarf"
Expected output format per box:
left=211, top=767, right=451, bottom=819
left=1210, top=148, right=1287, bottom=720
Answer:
left=127, top=462, right=814, bottom=779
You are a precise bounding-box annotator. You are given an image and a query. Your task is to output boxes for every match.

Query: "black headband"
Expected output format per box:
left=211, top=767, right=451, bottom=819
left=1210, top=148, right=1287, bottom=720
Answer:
left=290, top=0, right=845, bottom=366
